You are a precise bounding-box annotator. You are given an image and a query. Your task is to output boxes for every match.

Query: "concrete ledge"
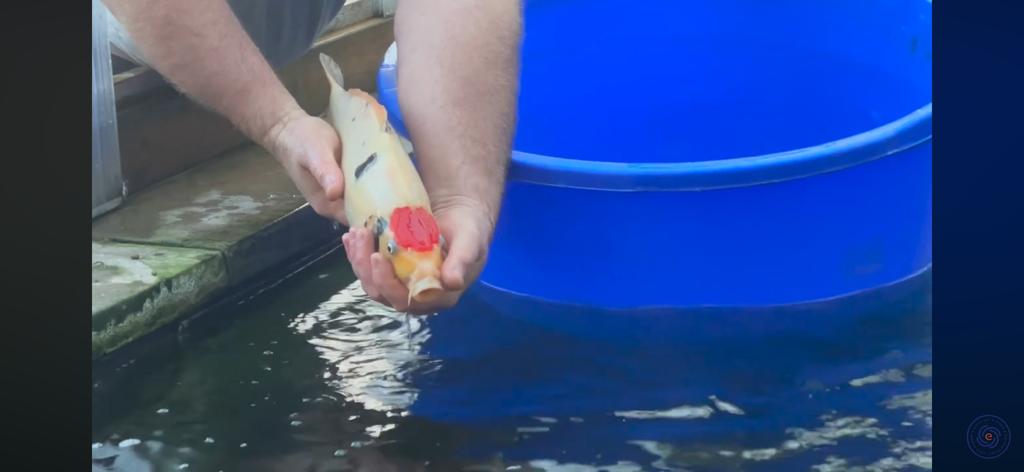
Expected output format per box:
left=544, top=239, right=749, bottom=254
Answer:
left=92, top=144, right=344, bottom=358
left=92, top=242, right=227, bottom=357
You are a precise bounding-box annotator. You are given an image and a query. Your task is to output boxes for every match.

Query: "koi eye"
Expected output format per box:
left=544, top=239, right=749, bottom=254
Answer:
left=386, top=240, right=397, bottom=255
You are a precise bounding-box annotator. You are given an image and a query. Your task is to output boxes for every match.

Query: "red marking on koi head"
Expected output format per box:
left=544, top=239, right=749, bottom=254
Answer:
left=390, top=206, right=440, bottom=252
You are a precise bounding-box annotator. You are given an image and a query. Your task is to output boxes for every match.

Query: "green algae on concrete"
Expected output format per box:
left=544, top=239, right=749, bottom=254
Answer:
left=91, top=143, right=345, bottom=357
left=92, top=242, right=227, bottom=358
left=92, top=144, right=344, bottom=286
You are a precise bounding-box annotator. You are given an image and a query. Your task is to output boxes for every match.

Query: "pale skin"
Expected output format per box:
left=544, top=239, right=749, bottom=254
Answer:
left=103, top=0, right=522, bottom=314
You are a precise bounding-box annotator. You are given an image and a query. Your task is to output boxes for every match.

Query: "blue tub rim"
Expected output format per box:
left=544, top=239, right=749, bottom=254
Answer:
left=377, top=44, right=931, bottom=192
left=507, top=104, right=931, bottom=192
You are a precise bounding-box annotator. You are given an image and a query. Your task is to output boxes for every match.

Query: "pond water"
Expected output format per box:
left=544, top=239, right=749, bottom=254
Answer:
left=92, top=248, right=931, bottom=471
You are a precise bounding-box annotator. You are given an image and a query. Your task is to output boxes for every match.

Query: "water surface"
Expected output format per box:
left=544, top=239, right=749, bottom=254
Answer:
left=93, top=249, right=931, bottom=471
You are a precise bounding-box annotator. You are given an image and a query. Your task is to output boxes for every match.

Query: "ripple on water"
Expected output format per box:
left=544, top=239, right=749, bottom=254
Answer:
left=709, top=395, right=745, bottom=415
left=525, top=459, right=646, bottom=471
left=849, top=368, right=906, bottom=387
left=118, top=438, right=141, bottom=448
left=883, top=390, right=932, bottom=427
left=623, top=403, right=931, bottom=471
left=615, top=404, right=715, bottom=420
left=812, top=442, right=932, bottom=472
left=785, top=415, right=889, bottom=448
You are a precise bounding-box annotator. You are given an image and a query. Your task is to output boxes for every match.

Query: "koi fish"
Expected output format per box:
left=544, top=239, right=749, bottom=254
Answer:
left=318, top=53, right=444, bottom=304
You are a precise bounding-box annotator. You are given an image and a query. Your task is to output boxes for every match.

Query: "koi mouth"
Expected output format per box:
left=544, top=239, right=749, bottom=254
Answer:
left=408, top=276, right=443, bottom=304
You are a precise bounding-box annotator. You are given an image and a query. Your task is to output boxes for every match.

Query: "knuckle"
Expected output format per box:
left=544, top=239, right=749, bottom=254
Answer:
left=309, top=167, right=327, bottom=184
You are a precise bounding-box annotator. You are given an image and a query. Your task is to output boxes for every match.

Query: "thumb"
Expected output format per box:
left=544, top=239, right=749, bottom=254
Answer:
left=441, top=229, right=482, bottom=291
left=307, top=154, right=345, bottom=201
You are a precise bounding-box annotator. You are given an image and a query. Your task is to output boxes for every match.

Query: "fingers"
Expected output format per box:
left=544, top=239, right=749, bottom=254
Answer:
left=311, top=197, right=347, bottom=226
left=270, top=114, right=345, bottom=216
left=371, top=253, right=412, bottom=311
left=343, top=228, right=381, bottom=300
left=306, top=154, right=345, bottom=201
left=289, top=154, right=346, bottom=224
left=342, top=227, right=405, bottom=309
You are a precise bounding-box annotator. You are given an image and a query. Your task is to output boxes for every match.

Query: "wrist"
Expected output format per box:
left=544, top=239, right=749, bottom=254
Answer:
left=253, top=102, right=307, bottom=161
left=215, top=66, right=305, bottom=156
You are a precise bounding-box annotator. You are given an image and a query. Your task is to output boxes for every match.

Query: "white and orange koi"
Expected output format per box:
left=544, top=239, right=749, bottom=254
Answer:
left=319, top=53, right=444, bottom=304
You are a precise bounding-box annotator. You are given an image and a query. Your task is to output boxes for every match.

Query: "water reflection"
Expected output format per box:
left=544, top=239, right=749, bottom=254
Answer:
left=92, top=440, right=197, bottom=472
left=613, top=376, right=931, bottom=471
left=289, top=280, right=437, bottom=414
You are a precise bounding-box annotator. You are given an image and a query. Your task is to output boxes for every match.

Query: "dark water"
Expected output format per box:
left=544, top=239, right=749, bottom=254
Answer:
left=92, top=249, right=931, bottom=471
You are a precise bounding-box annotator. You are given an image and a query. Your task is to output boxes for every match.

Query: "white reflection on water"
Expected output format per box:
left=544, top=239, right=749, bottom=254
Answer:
left=623, top=385, right=932, bottom=471
left=288, top=280, right=434, bottom=413
left=92, top=440, right=195, bottom=472
left=883, top=389, right=932, bottom=428
left=524, top=459, right=647, bottom=472
left=614, top=404, right=715, bottom=420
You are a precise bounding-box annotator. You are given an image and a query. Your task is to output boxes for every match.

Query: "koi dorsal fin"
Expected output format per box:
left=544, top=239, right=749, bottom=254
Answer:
left=320, top=53, right=389, bottom=130
left=318, top=53, right=345, bottom=89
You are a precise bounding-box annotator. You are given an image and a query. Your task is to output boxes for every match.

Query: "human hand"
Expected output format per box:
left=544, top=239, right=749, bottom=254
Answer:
left=263, top=110, right=348, bottom=224
left=342, top=198, right=494, bottom=314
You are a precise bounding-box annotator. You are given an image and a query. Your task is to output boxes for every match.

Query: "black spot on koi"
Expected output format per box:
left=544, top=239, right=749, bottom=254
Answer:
left=354, top=152, right=377, bottom=180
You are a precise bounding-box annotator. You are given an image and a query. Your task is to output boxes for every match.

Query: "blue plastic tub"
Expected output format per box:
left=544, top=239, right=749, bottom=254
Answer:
left=377, top=0, right=931, bottom=310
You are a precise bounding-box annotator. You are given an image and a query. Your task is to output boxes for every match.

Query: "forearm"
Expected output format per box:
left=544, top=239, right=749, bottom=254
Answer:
left=102, top=0, right=303, bottom=152
left=394, top=0, right=522, bottom=231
